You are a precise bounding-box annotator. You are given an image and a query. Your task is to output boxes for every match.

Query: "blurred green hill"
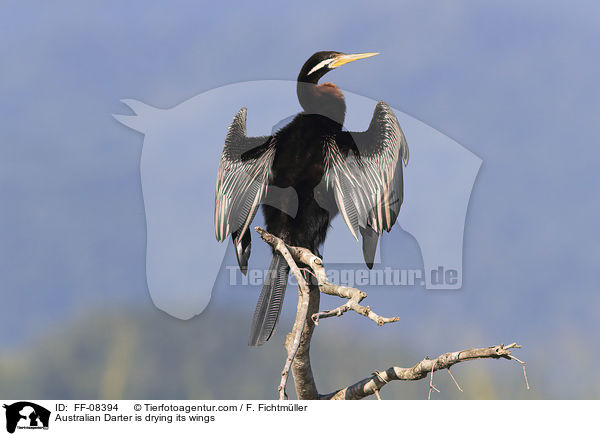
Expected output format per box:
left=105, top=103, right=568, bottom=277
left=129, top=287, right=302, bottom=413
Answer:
left=0, top=306, right=540, bottom=400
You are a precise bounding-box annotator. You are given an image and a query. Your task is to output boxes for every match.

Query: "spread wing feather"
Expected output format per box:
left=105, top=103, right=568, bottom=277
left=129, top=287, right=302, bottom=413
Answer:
left=323, top=101, right=409, bottom=265
left=215, top=108, right=275, bottom=272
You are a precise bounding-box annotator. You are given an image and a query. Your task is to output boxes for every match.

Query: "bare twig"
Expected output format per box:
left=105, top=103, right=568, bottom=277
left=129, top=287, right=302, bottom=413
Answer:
left=509, top=355, right=530, bottom=390
left=312, top=301, right=399, bottom=326
left=427, top=359, right=439, bottom=400
left=447, top=368, right=463, bottom=393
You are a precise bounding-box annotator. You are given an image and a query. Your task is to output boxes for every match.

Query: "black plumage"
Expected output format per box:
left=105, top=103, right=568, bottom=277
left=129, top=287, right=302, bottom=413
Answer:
left=215, top=51, right=409, bottom=346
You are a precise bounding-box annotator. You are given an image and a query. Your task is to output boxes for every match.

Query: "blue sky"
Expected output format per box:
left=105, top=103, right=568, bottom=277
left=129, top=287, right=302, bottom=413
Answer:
left=1, top=1, right=599, bottom=397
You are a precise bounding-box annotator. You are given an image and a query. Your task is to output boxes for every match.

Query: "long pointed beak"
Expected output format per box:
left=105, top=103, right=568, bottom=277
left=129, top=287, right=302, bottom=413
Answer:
left=330, top=52, right=379, bottom=68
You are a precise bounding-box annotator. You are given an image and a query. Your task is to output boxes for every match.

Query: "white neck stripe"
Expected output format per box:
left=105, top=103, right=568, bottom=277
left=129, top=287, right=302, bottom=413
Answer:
left=307, top=58, right=334, bottom=76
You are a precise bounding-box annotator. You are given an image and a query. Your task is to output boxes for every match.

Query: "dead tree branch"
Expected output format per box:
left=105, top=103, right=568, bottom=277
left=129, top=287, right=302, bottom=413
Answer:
left=255, top=227, right=313, bottom=400
left=320, top=342, right=527, bottom=400
left=254, top=227, right=527, bottom=400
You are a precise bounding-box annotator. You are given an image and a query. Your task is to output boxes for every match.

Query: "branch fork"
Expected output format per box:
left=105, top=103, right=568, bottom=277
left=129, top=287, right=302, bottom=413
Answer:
left=254, top=227, right=528, bottom=400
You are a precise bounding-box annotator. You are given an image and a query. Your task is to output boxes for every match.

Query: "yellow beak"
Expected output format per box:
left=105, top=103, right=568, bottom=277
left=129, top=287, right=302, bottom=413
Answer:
left=330, top=52, right=379, bottom=68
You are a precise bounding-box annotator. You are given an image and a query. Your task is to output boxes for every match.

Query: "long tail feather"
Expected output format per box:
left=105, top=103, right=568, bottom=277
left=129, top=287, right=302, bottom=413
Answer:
left=249, top=253, right=289, bottom=346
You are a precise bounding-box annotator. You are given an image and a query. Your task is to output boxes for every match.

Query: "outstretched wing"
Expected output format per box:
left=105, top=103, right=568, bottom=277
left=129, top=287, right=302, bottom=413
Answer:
left=215, top=107, right=275, bottom=272
left=323, top=101, right=409, bottom=267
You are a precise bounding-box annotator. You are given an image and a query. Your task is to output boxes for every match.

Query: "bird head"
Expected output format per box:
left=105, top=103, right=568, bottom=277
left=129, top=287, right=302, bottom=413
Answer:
left=298, top=51, right=379, bottom=83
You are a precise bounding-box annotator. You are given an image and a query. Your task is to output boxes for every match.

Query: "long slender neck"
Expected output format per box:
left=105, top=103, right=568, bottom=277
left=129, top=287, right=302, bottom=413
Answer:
left=296, top=71, right=318, bottom=111
left=297, top=73, right=346, bottom=126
